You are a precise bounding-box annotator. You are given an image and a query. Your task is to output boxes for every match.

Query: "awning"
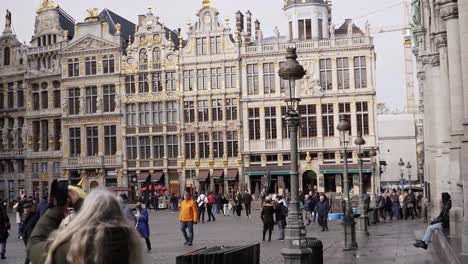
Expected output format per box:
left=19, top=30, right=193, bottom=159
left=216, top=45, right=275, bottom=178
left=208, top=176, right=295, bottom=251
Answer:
left=137, top=172, right=150, bottom=182
left=243, top=166, right=290, bottom=177
left=226, top=169, right=238, bottom=181
left=151, top=171, right=164, bottom=182
left=319, top=164, right=373, bottom=175
left=213, top=169, right=224, bottom=179
left=197, top=170, right=210, bottom=181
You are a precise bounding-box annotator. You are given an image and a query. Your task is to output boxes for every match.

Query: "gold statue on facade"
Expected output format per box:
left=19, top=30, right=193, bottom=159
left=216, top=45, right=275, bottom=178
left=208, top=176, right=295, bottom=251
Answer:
left=85, top=8, right=99, bottom=22
left=37, top=0, right=58, bottom=12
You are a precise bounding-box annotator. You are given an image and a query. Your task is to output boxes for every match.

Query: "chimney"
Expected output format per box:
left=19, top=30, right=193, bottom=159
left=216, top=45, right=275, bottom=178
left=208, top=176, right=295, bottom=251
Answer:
left=235, top=11, right=244, bottom=42
left=245, top=10, right=252, bottom=44
left=254, top=19, right=260, bottom=41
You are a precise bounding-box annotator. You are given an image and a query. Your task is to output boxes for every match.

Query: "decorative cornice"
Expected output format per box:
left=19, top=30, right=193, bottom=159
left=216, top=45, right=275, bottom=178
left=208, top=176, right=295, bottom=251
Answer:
left=432, top=31, right=447, bottom=48
left=421, top=53, right=440, bottom=67
left=417, top=71, right=426, bottom=80
left=439, top=2, right=458, bottom=21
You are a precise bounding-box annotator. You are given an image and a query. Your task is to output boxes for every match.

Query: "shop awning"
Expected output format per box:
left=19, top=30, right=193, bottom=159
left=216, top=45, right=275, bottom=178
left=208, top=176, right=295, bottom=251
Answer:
left=213, top=169, right=224, bottom=179
left=151, top=171, right=164, bottom=182
left=226, top=169, right=238, bottom=181
left=197, top=170, right=210, bottom=181
left=137, top=172, right=150, bottom=182
left=243, top=166, right=290, bottom=177
left=319, top=164, right=373, bottom=175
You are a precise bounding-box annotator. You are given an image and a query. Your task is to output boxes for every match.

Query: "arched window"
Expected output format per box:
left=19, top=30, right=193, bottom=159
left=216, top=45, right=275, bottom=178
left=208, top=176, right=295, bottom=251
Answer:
left=3, top=47, right=10, bottom=66
left=139, top=49, right=148, bottom=71
left=152, top=48, right=161, bottom=69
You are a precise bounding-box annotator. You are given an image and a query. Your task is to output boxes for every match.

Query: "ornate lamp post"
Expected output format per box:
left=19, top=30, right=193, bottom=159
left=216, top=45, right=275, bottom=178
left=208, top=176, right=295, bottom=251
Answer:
left=337, top=116, right=358, bottom=250
left=368, top=148, right=377, bottom=194
left=398, top=158, right=405, bottom=190
left=354, top=132, right=368, bottom=235
left=406, top=162, right=412, bottom=190
left=278, top=48, right=311, bottom=264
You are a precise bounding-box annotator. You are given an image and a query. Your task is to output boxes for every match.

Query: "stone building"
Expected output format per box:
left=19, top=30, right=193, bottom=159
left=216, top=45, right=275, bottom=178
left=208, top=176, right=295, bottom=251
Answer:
left=240, top=0, right=379, bottom=196
left=410, top=0, right=468, bottom=257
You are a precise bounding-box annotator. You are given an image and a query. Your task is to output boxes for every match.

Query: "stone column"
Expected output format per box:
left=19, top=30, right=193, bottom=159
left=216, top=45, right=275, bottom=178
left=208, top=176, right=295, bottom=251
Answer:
left=457, top=0, right=468, bottom=255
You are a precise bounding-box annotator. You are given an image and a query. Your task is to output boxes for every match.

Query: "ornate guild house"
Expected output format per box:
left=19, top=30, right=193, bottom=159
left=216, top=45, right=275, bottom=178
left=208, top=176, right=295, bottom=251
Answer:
left=0, top=0, right=379, bottom=201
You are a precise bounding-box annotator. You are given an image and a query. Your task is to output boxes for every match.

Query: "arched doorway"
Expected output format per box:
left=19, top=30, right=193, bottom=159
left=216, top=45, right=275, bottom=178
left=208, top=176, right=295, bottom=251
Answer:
left=302, top=170, right=317, bottom=193
left=90, top=181, right=99, bottom=190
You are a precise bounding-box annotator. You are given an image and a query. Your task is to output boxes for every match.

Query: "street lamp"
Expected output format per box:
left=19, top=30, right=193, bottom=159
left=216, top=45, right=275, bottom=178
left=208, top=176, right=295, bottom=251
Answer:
left=368, top=148, right=377, bottom=194
left=337, top=116, right=358, bottom=250
left=398, top=158, right=405, bottom=190
left=278, top=47, right=311, bottom=264
left=406, top=162, right=412, bottom=190
left=354, top=132, right=368, bottom=235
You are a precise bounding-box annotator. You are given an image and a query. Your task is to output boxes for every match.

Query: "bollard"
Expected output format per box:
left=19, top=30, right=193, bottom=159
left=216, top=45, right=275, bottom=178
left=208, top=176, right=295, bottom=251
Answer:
left=305, top=238, right=323, bottom=264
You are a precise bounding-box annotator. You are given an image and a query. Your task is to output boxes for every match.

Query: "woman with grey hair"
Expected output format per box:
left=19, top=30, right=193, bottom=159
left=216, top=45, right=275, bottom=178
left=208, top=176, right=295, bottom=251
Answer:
left=27, top=188, right=144, bottom=264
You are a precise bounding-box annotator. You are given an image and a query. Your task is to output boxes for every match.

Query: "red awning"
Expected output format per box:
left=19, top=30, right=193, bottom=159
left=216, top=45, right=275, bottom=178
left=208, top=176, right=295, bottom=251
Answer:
left=197, top=170, right=210, bottom=181
left=213, top=169, right=224, bottom=179
left=151, top=171, right=164, bottom=182
left=137, top=172, right=150, bottom=182
left=226, top=169, right=238, bottom=181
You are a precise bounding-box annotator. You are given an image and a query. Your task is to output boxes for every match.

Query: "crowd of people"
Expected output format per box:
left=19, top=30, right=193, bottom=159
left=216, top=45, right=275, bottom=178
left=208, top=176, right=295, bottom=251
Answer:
left=375, top=189, right=423, bottom=222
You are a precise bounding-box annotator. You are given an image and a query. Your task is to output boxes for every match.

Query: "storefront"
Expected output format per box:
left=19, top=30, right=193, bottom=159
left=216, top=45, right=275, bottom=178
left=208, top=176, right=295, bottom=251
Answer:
left=244, top=166, right=290, bottom=198
left=319, top=163, right=374, bottom=194
left=226, top=169, right=238, bottom=198
left=167, top=170, right=179, bottom=196
left=197, top=170, right=210, bottom=192
left=212, top=169, right=224, bottom=195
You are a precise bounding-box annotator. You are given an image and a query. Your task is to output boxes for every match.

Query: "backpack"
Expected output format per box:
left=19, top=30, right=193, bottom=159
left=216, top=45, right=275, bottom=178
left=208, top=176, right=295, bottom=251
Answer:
left=197, top=194, right=207, bottom=208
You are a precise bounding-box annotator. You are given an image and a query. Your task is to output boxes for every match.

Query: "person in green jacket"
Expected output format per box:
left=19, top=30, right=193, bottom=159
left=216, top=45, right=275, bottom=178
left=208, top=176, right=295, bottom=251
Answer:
left=27, top=188, right=144, bottom=264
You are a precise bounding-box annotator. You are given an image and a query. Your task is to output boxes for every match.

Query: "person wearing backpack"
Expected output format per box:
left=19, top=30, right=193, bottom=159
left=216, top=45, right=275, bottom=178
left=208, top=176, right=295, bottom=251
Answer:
left=206, top=192, right=216, bottom=222
left=196, top=191, right=208, bottom=223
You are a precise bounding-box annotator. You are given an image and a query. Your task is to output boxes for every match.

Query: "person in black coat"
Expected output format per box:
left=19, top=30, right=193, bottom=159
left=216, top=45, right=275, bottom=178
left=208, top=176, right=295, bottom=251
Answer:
left=261, top=198, right=275, bottom=242
left=317, top=195, right=330, bottom=231
left=275, top=197, right=287, bottom=241
left=22, top=202, right=39, bottom=264
left=0, top=202, right=9, bottom=259
left=242, top=190, right=253, bottom=218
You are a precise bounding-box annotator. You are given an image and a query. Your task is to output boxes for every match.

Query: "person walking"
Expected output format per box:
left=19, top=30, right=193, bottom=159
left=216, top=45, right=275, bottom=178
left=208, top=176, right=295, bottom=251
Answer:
left=220, top=194, right=229, bottom=216
left=27, top=188, right=144, bottom=264
left=260, top=198, right=275, bottom=242
left=242, top=190, right=253, bottom=218
left=170, top=193, right=178, bottom=213
left=377, top=193, right=386, bottom=221
left=405, top=189, right=415, bottom=220
left=214, top=193, right=221, bottom=215
left=206, top=192, right=216, bottom=222
left=13, top=199, right=22, bottom=239
left=399, top=191, right=407, bottom=220
left=391, top=191, right=400, bottom=220
left=234, top=192, right=243, bottom=217
left=317, top=195, right=330, bottom=231
left=179, top=192, right=198, bottom=246
left=415, top=191, right=423, bottom=217
left=312, top=192, right=320, bottom=222
left=303, top=195, right=313, bottom=225
left=196, top=191, right=208, bottom=223
left=275, top=196, right=287, bottom=241
left=134, top=202, right=151, bottom=252
left=0, top=202, right=10, bottom=259
left=21, top=202, right=39, bottom=264
left=385, top=191, right=393, bottom=220
left=151, top=192, right=158, bottom=212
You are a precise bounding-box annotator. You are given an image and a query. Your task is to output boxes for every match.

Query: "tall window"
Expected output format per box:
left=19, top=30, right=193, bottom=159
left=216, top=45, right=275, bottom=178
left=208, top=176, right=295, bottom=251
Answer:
left=184, top=133, right=196, bottom=159
left=263, top=63, right=276, bottom=94
left=298, top=19, right=312, bottom=40
left=85, top=86, right=97, bottom=114
left=247, top=64, right=259, bottom=95
left=125, top=75, right=136, bottom=94
left=104, top=125, right=117, bottom=156
left=265, top=107, right=277, bottom=139
left=281, top=107, right=289, bottom=138
left=102, top=55, right=115, bottom=74
left=3, top=47, right=10, bottom=66
left=213, top=131, right=224, bottom=158
left=184, top=101, right=195, bottom=123
left=165, top=71, right=176, bottom=91
left=53, top=90, right=60, bottom=108
left=196, top=37, right=208, bottom=55
left=32, top=121, right=40, bottom=151
left=153, top=48, right=161, bottom=69
left=354, top=56, right=367, bottom=88
left=167, top=135, right=178, bottom=158
left=41, top=90, right=48, bottom=109
left=32, top=163, right=39, bottom=174
left=85, top=56, right=97, bottom=75
left=41, top=120, right=48, bottom=151
left=125, top=103, right=137, bottom=126
left=248, top=108, right=260, bottom=140
left=68, top=58, right=79, bottom=77
left=68, top=88, right=80, bottom=115
left=166, top=101, right=177, bottom=124
left=198, top=100, right=209, bottom=122
left=53, top=119, right=61, bottom=150
left=210, top=36, right=221, bottom=54
left=320, top=59, right=332, bottom=90
left=139, top=49, right=148, bottom=71
left=300, top=105, right=317, bottom=137
left=289, top=21, right=293, bottom=40
left=7, top=83, right=13, bottom=109
left=0, top=88, right=3, bottom=110
left=126, top=137, right=137, bottom=160
left=199, top=132, right=210, bottom=159
left=103, top=85, right=115, bottom=112
left=152, top=72, right=163, bottom=92
left=225, top=66, right=236, bottom=89
left=17, top=82, right=24, bottom=108
left=339, top=103, right=352, bottom=135
left=226, top=98, right=237, bottom=121
left=318, top=19, right=323, bottom=39
left=69, top=127, right=81, bottom=157
left=139, top=103, right=151, bottom=126
left=337, top=58, right=350, bottom=90
left=356, top=102, right=369, bottom=135
left=152, top=102, right=164, bottom=125
left=227, top=131, right=238, bottom=158
left=32, top=92, right=40, bottom=110
left=183, top=70, right=194, bottom=91
left=139, top=74, right=149, bottom=94
left=212, top=99, right=223, bottom=121
left=153, top=136, right=164, bottom=159
left=41, top=162, right=48, bottom=173
left=86, top=126, right=98, bottom=156
left=139, top=136, right=151, bottom=160
left=321, top=104, right=334, bottom=137
left=197, top=69, right=209, bottom=90
left=211, top=68, right=222, bottom=89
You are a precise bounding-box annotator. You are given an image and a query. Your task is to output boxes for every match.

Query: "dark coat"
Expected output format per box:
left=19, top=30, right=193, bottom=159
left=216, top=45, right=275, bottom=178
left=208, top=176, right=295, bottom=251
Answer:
left=317, top=200, right=330, bottom=217
left=135, top=208, right=150, bottom=238
left=22, top=211, right=40, bottom=245
left=242, top=193, right=253, bottom=205
left=260, top=203, right=275, bottom=227
left=304, top=198, right=314, bottom=212
left=432, top=193, right=451, bottom=229
left=220, top=196, right=228, bottom=205
left=313, top=195, right=320, bottom=211
left=0, top=207, right=9, bottom=240
left=37, top=199, right=49, bottom=217
left=274, top=202, right=287, bottom=225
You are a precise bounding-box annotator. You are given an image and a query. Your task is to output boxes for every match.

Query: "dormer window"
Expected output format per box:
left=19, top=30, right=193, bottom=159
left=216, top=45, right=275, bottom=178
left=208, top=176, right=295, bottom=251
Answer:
left=85, top=56, right=97, bottom=75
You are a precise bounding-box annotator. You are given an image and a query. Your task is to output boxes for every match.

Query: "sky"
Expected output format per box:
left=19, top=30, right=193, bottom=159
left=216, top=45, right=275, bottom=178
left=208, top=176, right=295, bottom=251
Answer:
left=1, top=0, right=409, bottom=110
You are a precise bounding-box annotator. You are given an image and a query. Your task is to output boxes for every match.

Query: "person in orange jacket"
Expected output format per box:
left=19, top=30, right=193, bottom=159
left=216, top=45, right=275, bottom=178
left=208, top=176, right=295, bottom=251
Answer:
left=179, top=192, right=198, bottom=246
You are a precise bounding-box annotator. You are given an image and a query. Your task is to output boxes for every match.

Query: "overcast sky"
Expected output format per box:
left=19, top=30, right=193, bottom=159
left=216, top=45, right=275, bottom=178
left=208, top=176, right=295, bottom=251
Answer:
left=1, top=0, right=409, bottom=110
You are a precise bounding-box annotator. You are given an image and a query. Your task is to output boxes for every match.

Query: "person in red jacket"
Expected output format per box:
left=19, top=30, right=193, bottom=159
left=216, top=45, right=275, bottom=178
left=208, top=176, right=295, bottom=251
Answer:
left=207, top=192, right=216, bottom=222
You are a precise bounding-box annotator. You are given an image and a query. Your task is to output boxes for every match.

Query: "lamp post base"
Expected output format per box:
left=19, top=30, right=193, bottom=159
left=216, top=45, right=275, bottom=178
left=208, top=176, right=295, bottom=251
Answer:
left=281, top=247, right=312, bottom=264
left=356, top=215, right=369, bottom=236
left=342, top=218, right=358, bottom=250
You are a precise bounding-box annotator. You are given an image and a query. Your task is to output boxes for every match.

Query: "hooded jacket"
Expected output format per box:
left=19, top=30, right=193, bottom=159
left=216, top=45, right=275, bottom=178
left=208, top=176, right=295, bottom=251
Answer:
left=432, top=192, right=451, bottom=229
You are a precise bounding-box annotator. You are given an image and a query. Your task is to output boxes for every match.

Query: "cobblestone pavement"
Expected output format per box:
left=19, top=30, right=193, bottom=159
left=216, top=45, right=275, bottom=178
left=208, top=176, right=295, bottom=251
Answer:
left=2, top=210, right=439, bottom=264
